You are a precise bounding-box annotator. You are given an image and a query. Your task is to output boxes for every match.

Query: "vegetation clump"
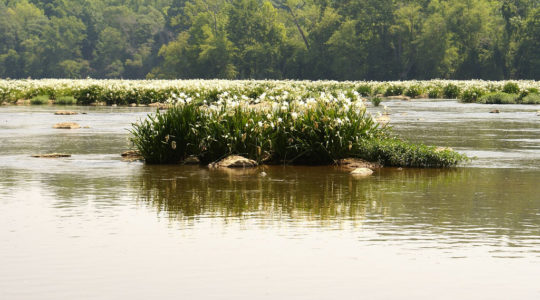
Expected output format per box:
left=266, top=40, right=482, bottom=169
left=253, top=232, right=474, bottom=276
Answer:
left=478, top=92, right=519, bottom=104
left=54, top=96, right=77, bottom=105
left=130, top=95, right=466, bottom=168
left=30, top=95, right=49, bottom=105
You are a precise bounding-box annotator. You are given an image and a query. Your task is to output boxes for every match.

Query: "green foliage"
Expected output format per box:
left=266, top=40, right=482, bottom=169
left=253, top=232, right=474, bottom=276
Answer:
left=371, top=96, right=382, bottom=107
left=0, top=0, right=539, bottom=80
left=521, top=93, right=540, bottom=104
left=428, top=88, right=442, bottom=99
left=30, top=95, right=49, bottom=105
left=460, top=87, right=485, bottom=103
left=384, top=85, right=405, bottom=96
left=502, top=82, right=520, bottom=94
left=356, top=84, right=372, bottom=96
left=130, top=99, right=466, bottom=167
left=443, top=84, right=460, bottom=99
left=404, top=85, right=423, bottom=98
left=478, top=92, right=519, bottom=104
left=54, top=96, right=77, bottom=105
left=355, top=138, right=467, bottom=168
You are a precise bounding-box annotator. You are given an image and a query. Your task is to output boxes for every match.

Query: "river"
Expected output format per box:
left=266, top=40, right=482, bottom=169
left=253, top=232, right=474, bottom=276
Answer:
left=1, top=100, right=539, bottom=299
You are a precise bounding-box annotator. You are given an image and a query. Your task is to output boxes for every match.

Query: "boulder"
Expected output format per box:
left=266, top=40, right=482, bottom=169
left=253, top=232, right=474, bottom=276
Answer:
left=490, top=109, right=500, bottom=114
left=337, top=158, right=381, bottom=170
left=375, top=115, right=390, bottom=126
left=209, top=155, right=257, bottom=168
left=121, top=150, right=143, bottom=162
left=54, top=111, right=78, bottom=115
left=53, top=122, right=80, bottom=129
left=183, top=155, right=200, bottom=165
left=435, top=147, right=453, bottom=152
left=31, top=153, right=71, bottom=158
left=387, top=95, right=411, bottom=101
left=350, top=168, right=374, bottom=177
left=148, top=102, right=170, bottom=109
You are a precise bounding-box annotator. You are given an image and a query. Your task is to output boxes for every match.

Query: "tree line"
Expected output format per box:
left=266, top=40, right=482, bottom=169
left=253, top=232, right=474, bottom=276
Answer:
left=0, top=0, right=539, bottom=80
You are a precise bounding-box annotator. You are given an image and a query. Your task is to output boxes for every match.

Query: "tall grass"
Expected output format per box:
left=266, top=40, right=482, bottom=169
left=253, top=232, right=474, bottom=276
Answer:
left=30, top=95, right=49, bottom=105
left=130, top=98, right=466, bottom=167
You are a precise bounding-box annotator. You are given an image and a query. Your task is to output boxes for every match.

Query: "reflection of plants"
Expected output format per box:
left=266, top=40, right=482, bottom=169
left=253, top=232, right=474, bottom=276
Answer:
left=136, top=166, right=540, bottom=241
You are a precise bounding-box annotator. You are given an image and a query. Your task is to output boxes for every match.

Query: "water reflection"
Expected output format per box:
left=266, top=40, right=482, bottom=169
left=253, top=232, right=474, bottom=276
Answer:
left=135, top=165, right=540, bottom=250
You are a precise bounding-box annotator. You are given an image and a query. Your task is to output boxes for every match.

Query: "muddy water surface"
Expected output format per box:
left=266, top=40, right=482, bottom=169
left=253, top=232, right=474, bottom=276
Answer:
left=1, top=102, right=539, bottom=299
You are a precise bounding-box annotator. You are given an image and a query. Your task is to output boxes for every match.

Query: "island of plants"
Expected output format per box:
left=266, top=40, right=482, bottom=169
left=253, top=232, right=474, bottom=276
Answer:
left=1, top=79, right=539, bottom=106
left=130, top=92, right=466, bottom=168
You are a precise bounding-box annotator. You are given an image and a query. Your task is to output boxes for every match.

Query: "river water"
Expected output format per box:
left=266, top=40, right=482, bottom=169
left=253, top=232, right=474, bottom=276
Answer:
left=1, top=100, right=539, bottom=299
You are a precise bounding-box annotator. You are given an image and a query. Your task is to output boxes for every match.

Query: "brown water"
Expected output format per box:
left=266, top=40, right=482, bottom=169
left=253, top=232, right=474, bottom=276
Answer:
left=1, top=101, right=539, bottom=299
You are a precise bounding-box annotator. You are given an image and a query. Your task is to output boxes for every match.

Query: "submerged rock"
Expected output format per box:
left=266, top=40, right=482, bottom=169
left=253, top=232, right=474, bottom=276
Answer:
left=337, top=158, right=381, bottom=170
left=183, top=155, right=200, bottom=165
left=148, top=102, right=170, bottom=109
left=375, top=115, right=390, bottom=125
left=121, top=150, right=143, bottom=162
left=31, top=153, right=71, bottom=158
left=435, top=147, right=453, bottom=152
left=490, top=109, right=500, bottom=114
left=209, top=155, right=258, bottom=168
left=53, top=122, right=80, bottom=129
left=350, top=168, right=374, bottom=177
left=54, top=111, right=78, bottom=115
left=387, top=95, right=411, bottom=101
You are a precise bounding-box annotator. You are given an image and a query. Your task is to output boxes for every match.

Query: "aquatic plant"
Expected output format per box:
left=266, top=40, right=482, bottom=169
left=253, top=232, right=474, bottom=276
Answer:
left=371, top=96, right=382, bottom=107
left=1, top=79, right=539, bottom=105
left=384, top=84, right=405, bottom=96
left=521, top=93, right=540, bottom=104
left=502, top=82, right=520, bottom=94
left=54, top=96, right=77, bottom=105
left=460, top=87, right=485, bottom=103
left=443, top=84, right=460, bottom=99
left=30, top=95, right=49, bottom=105
left=130, top=94, right=466, bottom=168
left=404, top=85, right=423, bottom=98
left=478, top=92, right=519, bottom=104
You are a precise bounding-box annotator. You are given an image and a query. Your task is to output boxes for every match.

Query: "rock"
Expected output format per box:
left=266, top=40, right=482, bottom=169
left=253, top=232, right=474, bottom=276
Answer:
left=111, top=104, right=117, bottom=107
left=435, top=147, right=453, bottom=152
left=121, top=150, right=143, bottom=161
left=54, top=110, right=78, bottom=115
left=16, top=99, right=29, bottom=105
left=490, top=109, right=500, bottom=114
left=121, top=150, right=141, bottom=157
left=350, top=168, right=374, bottom=177
left=387, top=95, right=411, bottom=101
left=90, top=102, right=106, bottom=106
left=337, top=158, right=381, bottom=170
left=183, top=155, right=200, bottom=165
left=209, top=155, right=257, bottom=168
left=31, top=153, right=71, bottom=158
left=53, top=122, right=80, bottom=129
left=375, top=115, right=390, bottom=125
left=259, top=171, right=267, bottom=177
left=130, top=103, right=137, bottom=107
left=148, top=102, right=170, bottom=109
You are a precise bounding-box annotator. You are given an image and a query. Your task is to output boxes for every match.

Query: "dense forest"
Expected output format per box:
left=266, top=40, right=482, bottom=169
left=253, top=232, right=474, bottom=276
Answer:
left=0, top=0, right=539, bottom=80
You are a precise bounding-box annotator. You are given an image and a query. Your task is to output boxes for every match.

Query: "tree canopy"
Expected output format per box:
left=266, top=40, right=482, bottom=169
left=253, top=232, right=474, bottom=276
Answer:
left=0, top=0, right=539, bottom=80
